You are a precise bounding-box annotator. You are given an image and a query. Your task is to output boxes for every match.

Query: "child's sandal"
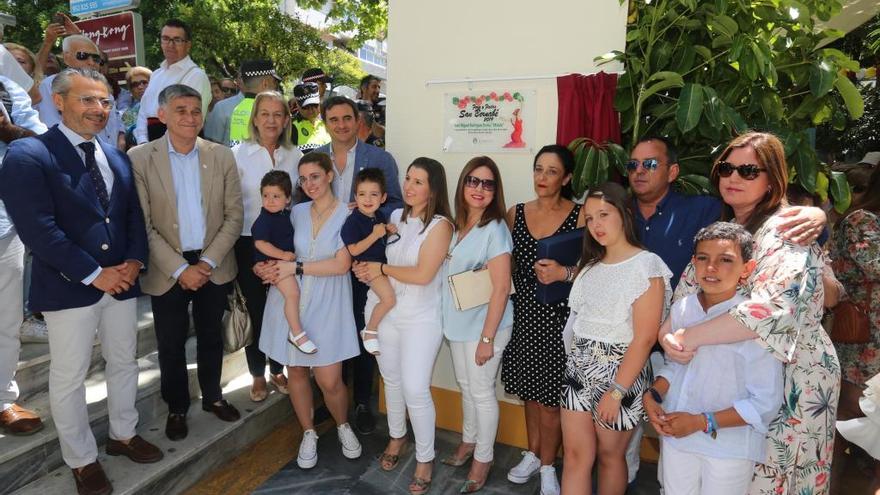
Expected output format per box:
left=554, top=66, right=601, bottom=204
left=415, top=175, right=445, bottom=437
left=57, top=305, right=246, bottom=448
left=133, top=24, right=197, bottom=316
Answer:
left=288, top=331, right=317, bottom=354
left=360, top=329, right=380, bottom=355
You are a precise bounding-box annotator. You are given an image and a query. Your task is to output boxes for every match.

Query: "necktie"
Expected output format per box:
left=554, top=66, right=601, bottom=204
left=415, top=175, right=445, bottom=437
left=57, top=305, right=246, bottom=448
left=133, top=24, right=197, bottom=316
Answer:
left=78, top=142, right=110, bottom=211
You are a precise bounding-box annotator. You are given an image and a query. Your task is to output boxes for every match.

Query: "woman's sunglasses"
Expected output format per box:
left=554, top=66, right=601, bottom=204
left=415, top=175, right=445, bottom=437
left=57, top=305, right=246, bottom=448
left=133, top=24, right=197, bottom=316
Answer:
left=717, top=161, right=767, bottom=180
left=463, top=175, right=496, bottom=192
left=75, top=51, right=105, bottom=66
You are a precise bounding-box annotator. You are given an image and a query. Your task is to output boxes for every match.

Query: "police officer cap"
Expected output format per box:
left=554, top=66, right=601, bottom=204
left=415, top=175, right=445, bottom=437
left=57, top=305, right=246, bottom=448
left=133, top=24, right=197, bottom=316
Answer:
left=294, top=83, right=321, bottom=107
left=240, top=59, right=282, bottom=81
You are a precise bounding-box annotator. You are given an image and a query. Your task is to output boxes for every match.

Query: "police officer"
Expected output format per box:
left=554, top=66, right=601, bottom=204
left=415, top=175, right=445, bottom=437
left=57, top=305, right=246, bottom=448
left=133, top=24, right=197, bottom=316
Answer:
left=290, top=82, right=330, bottom=152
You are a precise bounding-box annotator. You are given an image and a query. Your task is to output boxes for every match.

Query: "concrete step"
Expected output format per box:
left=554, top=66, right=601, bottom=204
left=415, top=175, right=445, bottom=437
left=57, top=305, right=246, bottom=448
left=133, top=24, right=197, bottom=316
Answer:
left=11, top=374, right=292, bottom=495
left=0, top=335, right=251, bottom=494
left=14, top=297, right=156, bottom=401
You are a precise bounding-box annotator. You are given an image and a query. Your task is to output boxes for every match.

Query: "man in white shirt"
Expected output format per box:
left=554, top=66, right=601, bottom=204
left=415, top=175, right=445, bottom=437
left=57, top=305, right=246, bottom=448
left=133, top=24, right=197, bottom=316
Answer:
left=133, top=18, right=211, bottom=144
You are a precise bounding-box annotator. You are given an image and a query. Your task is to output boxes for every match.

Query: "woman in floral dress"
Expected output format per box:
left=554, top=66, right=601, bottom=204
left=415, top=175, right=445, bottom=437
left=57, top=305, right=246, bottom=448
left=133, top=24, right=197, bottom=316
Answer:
left=831, top=166, right=880, bottom=418
left=661, top=132, right=839, bottom=495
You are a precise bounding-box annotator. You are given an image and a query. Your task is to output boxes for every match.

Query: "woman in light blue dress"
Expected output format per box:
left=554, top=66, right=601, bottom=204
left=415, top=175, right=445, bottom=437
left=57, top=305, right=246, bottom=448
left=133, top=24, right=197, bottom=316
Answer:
left=256, top=152, right=362, bottom=470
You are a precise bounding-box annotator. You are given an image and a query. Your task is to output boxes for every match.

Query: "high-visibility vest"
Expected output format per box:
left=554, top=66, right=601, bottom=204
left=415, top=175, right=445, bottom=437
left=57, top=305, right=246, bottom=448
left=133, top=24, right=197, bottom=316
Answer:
left=228, top=96, right=255, bottom=143
left=292, top=118, right=331, bottom=152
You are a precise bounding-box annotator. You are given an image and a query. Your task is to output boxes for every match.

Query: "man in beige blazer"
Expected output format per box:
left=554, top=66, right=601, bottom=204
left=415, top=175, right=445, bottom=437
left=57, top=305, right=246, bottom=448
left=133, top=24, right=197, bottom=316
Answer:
left=129, top=84, right=243, bottom=441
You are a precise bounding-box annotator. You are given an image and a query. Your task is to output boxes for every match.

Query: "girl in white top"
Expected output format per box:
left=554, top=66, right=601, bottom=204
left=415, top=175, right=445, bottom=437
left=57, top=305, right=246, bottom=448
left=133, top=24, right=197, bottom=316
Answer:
left=560, top=182, right=671, bottom=495
left=352, top=158, right=453, bottom=495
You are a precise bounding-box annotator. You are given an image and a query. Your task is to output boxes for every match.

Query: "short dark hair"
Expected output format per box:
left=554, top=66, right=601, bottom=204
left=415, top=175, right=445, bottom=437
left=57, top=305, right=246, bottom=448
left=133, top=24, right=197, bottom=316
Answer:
left=158, top=84, right=201, bottom=107
left=636, top=135, right=679, bottom=165
left=261, top=170, right=293, bottom=198
left=321, top=96, right=358, bottom=121
left=360, top=75, right=380, bottom=89
left=693, top=221, right=754, bottom=260
left=354, top=167, right=387, bottom=195
left=163, top=19, right=192, bottom=40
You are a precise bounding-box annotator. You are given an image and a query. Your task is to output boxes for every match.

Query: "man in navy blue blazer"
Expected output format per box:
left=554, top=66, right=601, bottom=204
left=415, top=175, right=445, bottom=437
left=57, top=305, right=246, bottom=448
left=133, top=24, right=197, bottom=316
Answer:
left=0, top=68, right=161, bottom=495
left=314, top=96, right=403, bottom=435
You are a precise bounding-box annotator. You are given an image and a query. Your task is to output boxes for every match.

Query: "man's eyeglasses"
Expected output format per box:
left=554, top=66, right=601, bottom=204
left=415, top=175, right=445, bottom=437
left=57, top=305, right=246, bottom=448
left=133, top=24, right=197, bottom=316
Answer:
left=625, top=158, right=660, bottom=172
left=160, top=36, right=189, bottom=46
left=463, top=175, right=496, bottom=192
left=130, top=80, right=149, bottom=88
left=75, top=51, right=104, bottom=65
left=72, top=95, right=113, bottom=109
left=716, top=161, right=767, bottom=180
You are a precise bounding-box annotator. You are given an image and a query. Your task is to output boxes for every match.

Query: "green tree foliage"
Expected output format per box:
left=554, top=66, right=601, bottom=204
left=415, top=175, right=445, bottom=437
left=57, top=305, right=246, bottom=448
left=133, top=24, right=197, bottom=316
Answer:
left=295, top=0, right=387, bottom=47
left=0, top=0, right=366, bottom=83
left=597, top=0, right=865, bottom=211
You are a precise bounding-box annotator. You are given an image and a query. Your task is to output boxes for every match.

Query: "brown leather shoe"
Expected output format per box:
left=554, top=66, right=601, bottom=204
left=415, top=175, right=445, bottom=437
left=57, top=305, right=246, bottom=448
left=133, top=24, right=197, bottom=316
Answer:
left=71, top=461, right=112, bottom=495
left=202, top=399, right=240, bottom=422
left=165, top=413, right=188, bottom=441
left=0, top=403, right=44, bottom=436
left=106, top=435, right=164, bottom=463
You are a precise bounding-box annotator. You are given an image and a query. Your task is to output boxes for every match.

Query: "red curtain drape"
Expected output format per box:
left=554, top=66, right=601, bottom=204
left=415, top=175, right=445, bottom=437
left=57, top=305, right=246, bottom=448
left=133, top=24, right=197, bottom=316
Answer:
left=556, top=72, right=621, bottom=147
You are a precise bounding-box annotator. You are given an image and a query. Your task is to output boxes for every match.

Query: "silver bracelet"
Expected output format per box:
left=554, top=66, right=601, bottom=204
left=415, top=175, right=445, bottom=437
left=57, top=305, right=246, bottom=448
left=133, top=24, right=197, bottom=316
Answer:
left=611, top=380, right=629, bottom=395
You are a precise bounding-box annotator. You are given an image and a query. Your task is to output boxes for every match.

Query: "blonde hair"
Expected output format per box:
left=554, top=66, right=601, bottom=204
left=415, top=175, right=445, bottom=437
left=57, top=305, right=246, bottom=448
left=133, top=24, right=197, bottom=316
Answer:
left=247, top=91, right=292, bottom=148
left=4, top=43, right=42, bottom=82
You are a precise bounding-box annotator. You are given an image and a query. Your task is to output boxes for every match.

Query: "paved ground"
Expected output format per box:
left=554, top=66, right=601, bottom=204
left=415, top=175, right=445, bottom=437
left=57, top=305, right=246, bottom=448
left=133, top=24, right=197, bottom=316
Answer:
left=253, top=420, right=661, bottom=494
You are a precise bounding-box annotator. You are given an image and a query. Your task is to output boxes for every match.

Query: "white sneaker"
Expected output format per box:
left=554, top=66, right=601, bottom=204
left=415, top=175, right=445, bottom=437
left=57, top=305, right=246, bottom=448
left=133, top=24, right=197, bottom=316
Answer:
left=507, top=450, right=540, bottom=484
left=539, top=465, right=560, bottom=495
left=297, top=429, right=319, bottom=469
left=19, top=317, right=48, bottom=343
left=337, top=422, right=362, bottom=459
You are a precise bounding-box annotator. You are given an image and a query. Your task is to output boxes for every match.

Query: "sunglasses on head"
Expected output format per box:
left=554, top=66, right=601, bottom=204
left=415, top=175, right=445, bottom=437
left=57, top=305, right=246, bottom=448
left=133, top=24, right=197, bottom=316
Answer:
left=464, top=175, right=496, bottom=192
left=717, top=161, right=767, bottom=180
left=625, top=158, right=660, bottom=172
left=75, top=51, right=104, bottom=65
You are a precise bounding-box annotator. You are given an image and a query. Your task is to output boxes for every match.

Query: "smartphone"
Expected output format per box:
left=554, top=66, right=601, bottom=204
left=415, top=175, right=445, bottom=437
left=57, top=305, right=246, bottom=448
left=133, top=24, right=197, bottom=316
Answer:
left=52, top=13, right=65, bottom=25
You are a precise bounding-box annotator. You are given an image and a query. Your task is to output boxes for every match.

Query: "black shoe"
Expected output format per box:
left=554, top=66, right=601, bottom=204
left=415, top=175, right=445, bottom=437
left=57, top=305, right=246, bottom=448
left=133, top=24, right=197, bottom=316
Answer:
left=354, top=403, right=376, bottom=435
left=165, top=413, right=188, bottom=441
left=202, top=399, right=241, bottom=422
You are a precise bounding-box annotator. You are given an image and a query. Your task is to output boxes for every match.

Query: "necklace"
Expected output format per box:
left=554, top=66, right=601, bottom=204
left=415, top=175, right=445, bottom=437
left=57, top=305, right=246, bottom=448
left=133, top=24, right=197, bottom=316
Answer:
left=311, top=200, right=336, bottom=221
left=311, top=200, right=337, bottom=238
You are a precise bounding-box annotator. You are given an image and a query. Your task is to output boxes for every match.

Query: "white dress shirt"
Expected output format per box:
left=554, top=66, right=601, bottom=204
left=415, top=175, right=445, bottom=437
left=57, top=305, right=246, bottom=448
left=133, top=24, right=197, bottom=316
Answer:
left=232, top=140, right=302, bottom=236
left=134, top=55, right=211, bottom=144
left=329, top=142, right=357, bottom=202
left=656, top=293, right=784, bottom=463
left=57, top=121, right=114, bottom=285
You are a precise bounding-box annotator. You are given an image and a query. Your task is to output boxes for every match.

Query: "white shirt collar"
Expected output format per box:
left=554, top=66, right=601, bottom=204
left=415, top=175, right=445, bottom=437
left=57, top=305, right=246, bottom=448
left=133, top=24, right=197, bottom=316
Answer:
left=57, top=121, right=98, bottom=149
left=160, top=55, right=196, bottom=71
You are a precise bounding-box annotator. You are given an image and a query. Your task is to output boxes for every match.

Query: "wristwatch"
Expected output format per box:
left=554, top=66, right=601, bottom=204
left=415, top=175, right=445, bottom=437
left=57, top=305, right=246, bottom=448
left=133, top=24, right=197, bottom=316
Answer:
left=295, top=261, right=304, bottom=276
left=610, top=388, right=623, bottom=401
left=480, top=335, right=494, bottom=344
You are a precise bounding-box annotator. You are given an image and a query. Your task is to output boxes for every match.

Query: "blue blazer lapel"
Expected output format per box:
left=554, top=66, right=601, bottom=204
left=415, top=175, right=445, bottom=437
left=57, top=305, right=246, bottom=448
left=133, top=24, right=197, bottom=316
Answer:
left=45, top=127, right=104, bottom=214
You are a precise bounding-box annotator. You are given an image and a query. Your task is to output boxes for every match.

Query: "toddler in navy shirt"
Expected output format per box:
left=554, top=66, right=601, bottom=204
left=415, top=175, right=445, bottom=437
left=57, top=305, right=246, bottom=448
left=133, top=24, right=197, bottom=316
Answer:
left=341, top=169, right=397, bottom=355
left=252, top=170, right=316, bottom=354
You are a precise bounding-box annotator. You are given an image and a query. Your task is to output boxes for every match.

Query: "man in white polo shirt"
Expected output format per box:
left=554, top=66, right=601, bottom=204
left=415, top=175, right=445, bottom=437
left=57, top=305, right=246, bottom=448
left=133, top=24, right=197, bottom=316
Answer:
left=134, top=18, right=210, bottom=144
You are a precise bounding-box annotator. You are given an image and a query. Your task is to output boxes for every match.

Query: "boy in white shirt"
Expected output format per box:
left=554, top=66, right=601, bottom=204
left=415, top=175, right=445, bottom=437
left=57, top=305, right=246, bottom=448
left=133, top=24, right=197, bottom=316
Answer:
left=644, top=222, right=784, bottom=495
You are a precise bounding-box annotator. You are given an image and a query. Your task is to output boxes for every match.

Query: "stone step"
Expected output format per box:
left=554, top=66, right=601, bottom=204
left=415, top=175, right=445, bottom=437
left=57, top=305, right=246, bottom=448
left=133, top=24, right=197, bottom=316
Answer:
left=14, top=297, right=156, bottom=401
left=0, top=335, right=251, bottom=494
left=11, top=374, right=291, bottom=495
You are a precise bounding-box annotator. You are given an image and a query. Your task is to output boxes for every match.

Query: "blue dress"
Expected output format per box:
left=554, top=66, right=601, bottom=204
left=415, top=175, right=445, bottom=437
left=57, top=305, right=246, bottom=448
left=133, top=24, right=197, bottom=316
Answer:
left=259, top=201, right=359, bottom=367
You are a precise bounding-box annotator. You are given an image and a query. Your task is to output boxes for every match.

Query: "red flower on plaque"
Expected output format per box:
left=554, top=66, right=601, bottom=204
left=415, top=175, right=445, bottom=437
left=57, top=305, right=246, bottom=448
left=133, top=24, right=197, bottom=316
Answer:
left=489, top=91, right=498, bottom=100
left=747, top=304, right=772, bottom=320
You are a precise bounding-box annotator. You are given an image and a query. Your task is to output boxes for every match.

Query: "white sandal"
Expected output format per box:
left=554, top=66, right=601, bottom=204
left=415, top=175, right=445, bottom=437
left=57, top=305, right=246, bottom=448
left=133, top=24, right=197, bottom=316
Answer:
left=360, top=329, right=380, bottom=355
left=288, top=331, right=318, bottom=354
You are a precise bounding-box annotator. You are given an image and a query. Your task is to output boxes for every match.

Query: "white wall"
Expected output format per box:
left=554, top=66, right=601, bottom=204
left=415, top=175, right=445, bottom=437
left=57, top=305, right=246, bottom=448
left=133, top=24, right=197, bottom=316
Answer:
left=386, top=0, right=628, bottom=395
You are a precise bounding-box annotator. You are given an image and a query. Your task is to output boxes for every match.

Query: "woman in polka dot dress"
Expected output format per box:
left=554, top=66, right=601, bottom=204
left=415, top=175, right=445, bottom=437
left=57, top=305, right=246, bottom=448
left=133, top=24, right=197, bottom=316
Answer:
left=501, top=144, right=585, bottom=494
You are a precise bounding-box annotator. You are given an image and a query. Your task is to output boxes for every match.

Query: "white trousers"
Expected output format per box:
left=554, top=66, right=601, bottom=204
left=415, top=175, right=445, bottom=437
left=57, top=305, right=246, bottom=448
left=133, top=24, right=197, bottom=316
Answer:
left=660, top=441, right=755, bottom=495
left=374, top=303, right=444, bottom=463
left=44, top=294, right=139, bottom=469
left=0, top=234, right=24, bottom=410
left=448, top=328, right=511, bottom=463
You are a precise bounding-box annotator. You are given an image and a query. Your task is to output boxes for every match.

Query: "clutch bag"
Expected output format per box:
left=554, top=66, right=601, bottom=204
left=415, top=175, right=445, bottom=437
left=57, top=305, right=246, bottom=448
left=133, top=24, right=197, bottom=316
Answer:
left=448, top=266, right=515, bottom=311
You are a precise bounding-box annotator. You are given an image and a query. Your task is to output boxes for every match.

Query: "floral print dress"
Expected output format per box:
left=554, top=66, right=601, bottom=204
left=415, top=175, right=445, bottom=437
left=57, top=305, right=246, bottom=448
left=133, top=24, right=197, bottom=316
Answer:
left=831, top=209, right=880, bottom=387
left=675, top=213, right=840, bottom=495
